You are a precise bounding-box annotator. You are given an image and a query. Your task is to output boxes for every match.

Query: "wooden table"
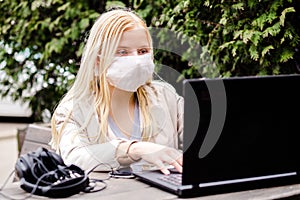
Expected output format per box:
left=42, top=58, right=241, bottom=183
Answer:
left=2, top=172, right=300, bottom=200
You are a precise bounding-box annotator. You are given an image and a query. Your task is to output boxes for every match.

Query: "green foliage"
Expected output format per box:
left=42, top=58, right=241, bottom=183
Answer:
left=1, top=0, right=300, bottom=121
left=140, top=0, right=300, bottom=77
left=0, top=0, right=101, bottom=121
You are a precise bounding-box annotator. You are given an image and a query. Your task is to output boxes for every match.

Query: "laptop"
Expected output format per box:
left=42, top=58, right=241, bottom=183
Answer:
left=133, top=74, right=300, bottom=197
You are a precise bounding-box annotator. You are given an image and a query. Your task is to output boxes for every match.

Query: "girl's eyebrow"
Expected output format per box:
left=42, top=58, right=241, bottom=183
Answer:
left=117, top=45, right=150, bottom=49
left=116, top=46, right=130, bottom=49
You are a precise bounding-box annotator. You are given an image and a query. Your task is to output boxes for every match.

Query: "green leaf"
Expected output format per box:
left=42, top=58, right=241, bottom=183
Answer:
left=252, top=14, right=267, bottom=30
left=219, top=41, right=234, bottom=50
left=249, top=45, right=259, bottom=61
left=79, top=18, right=90, bottom=30
left=233, top=30, right=243, bottom=40
left=262, top=22, right=281, bottom=38
left=280, top=7, right=295, bottom=26
left=280, top=49, right=294, bottom=63
left=232, top=3, right=244, bottom=10
left=242, top=29, right=254, bottom=44
left=250, top=31, right=262, bottom=46
left=261, top=45, right=274, bottom=57
left=57, top=2, right=70, bottom=12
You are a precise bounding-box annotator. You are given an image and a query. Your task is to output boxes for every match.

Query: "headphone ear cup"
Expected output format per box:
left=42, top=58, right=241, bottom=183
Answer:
left=48, top=173, right=89, bottom=198
left=38, top=148, right=65, bottom=171
left=15, top=147, right=91, bottom=198
left=19, top=177, right=54, bottom=196
left=15, top=157, right=26, bottom=180
left=15, top=154, right=35, bottom=183
left=48, top=150, right=65, bottom=166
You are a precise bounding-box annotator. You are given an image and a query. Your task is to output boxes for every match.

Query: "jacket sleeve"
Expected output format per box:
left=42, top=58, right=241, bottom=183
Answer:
left=150, top=81, right=184, bottom=150
left=177, top=95, right=184, bottom=150
left=53, top=103, right=137, bottom=172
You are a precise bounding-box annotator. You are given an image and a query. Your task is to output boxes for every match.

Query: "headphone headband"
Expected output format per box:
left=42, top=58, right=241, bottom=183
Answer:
left=15, top=147, right=89, bottom=198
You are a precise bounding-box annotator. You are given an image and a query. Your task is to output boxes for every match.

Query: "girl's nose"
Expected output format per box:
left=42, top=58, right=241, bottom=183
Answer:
left=129, top=50, right=138, bottom=56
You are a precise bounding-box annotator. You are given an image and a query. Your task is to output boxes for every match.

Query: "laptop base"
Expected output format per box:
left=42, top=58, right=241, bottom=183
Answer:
left=135, top=171, right=300, bottom=198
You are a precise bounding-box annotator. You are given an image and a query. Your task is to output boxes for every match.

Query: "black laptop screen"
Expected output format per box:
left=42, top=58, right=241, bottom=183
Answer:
left=183, top=75, right=300, bottom=185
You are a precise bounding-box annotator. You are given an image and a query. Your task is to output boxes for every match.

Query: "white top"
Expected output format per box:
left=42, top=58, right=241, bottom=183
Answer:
left=52, top=81, right=184, bottom=171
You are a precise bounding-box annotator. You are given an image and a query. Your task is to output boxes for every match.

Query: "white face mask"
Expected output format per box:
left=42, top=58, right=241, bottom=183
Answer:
left=106, top=54, right=155, bottom=92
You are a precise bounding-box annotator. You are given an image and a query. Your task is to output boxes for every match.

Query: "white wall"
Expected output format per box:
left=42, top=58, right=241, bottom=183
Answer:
left=0, top=96, right=32, bottom=117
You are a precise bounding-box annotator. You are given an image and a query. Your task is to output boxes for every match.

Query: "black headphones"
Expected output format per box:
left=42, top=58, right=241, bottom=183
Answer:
left=15, top=147, right=90, bottom=198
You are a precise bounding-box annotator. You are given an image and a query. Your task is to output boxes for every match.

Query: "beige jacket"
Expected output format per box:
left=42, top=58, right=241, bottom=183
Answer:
left=52, top=81, right=184, bottom=171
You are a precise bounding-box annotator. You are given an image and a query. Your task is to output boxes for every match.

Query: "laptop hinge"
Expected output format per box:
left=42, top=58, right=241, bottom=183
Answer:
left=199, top=172, right=297, bottom=188
left=178, top=184, right=193, bottom=190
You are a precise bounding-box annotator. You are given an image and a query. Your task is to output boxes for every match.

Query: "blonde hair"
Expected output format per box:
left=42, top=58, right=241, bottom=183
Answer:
left=50, top=9, right=154, bottom=148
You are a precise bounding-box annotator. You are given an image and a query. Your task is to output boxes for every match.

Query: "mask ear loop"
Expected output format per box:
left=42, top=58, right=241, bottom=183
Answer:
left=152, top=71, right=184, bottom=97
left=153, top=71, right=166, bottom=82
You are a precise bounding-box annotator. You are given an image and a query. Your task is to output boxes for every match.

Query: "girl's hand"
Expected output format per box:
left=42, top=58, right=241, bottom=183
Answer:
left=127, top=141, right=182, bottom=175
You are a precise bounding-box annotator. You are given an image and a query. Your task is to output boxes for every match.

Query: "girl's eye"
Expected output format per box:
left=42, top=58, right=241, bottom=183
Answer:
left=138, top=48, right=149, bottom=55
left=116, top=49, right=128, bottom=56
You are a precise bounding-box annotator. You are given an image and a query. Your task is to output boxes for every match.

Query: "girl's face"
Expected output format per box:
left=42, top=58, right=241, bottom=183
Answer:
left=105, top=27, right=154, bottom=92
left=115, top=28, right=151, bottom=57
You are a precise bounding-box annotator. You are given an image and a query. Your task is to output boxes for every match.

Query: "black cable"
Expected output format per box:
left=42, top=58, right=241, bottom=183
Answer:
left=0, top=169, right=51, bottom=200
left=84, top=179, right=107, bottom=193
left=0, top=170, right=23, bottom=200
left=1, top=149, right=115, bottom=199
left=0, top=170, right=14, bottom=191
left=86, top=163, right=114, bottom=175
left=30, top=162, right=53, bottom=185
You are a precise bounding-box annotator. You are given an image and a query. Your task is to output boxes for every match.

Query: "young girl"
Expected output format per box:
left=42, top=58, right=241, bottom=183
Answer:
left=50, top=8, right=183, bottom=175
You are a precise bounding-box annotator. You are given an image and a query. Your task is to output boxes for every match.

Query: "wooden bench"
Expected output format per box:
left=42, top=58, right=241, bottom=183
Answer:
left=17, top=123, right=53, bottom=156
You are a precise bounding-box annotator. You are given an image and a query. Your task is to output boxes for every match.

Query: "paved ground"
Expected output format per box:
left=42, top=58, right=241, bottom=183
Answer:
left=0, top=123, right=28, bottom=186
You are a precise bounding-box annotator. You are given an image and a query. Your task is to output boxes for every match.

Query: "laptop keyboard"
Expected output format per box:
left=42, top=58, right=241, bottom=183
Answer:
left=158, top=174, right=182, bottom=186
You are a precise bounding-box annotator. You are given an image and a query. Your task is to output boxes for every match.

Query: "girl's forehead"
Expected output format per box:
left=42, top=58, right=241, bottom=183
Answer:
left=118, top=28, right=149, bottom=48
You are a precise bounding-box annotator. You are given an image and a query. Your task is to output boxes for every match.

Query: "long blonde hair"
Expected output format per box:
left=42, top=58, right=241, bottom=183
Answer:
left=50, top=9, right=154, bottom=149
